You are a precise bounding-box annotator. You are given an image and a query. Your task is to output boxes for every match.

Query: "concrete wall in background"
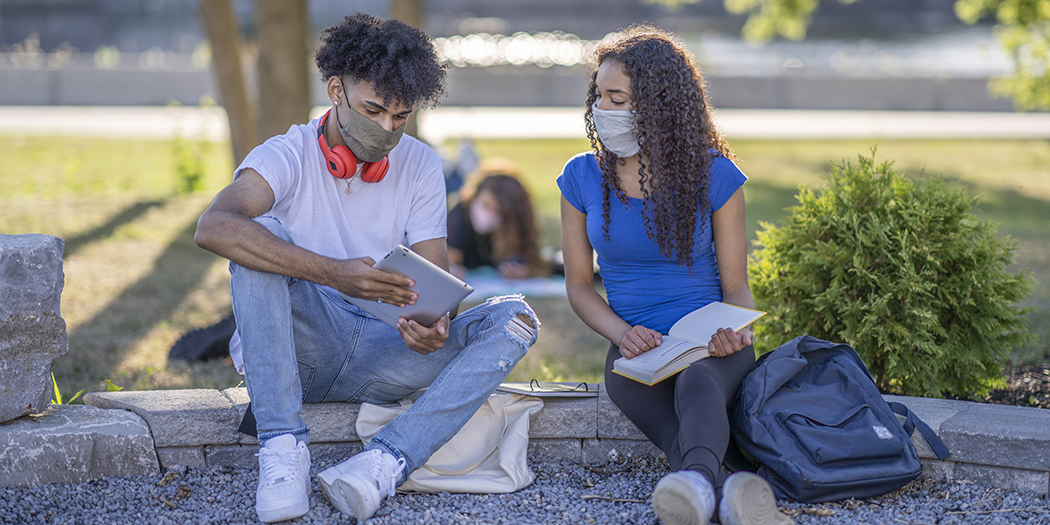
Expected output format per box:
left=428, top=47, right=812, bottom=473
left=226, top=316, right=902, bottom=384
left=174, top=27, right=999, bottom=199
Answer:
left=0, top=65, right=1014, bottom=112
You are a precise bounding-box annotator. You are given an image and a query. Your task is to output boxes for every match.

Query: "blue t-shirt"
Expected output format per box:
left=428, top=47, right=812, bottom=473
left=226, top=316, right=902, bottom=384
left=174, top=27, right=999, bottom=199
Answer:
left=557, top=152, right=747, bottom=334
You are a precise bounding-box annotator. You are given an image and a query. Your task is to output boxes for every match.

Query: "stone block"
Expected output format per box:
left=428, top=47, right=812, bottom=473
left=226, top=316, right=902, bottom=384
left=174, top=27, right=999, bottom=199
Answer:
left=223, top=387, right=362, bottom=444
left=84, top=389, right=240, bottom=447
left=953, top=464, right=1050, bottom=496
left=596, top=385, right=646, bottom=440
left=582, top=439, right=661, bottom=465
left=0, top=234, right=67, bottom=423
left=528, top=438, right=583, bottom=463
left=310, top=442, right=363, bottom=465
left=204, top=444, right=257, bottom=469
left=885, top=394, right=973, bottom=459
left=939, top=403, right=1050, bottom=471
left=0, top=404, right=159, bottom=487
left=221, top=387, right=256, bottom=444
left=529, top=395, right=596, bottom=439
left=303, top=403, right=361, bottom=443
left=919, top=459, right=956, bottom=481
left=157, top=447, right=206, bottom=471
left=883, top=395, right=973, bottom=432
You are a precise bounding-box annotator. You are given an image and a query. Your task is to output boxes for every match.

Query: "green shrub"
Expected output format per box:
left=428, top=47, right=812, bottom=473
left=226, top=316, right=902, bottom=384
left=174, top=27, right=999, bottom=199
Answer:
left=748, top=151, right=1033, bottom=399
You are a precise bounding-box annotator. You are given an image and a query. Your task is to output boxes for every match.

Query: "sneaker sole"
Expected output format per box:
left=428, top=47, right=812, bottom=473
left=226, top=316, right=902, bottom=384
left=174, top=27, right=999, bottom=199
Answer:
left=721, top=472, right=794, bottom=525
left=257, top=499, right=309, bottom=524
left=652, top=475, right=710, bottom=525
left=318, top=467, right=371, bottom=520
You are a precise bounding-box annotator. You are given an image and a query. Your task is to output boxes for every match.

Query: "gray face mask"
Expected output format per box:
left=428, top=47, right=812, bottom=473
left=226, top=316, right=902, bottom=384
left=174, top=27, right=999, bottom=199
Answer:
left=336, top=87, right=406, bottom=163
left=591, top=101, right=640, bottom=158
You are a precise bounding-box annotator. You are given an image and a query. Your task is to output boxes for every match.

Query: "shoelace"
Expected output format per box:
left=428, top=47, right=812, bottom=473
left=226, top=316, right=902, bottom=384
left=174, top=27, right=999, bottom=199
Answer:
left=257, top=447, right=301, bottom=486
left=372, top=452, right=407, bottom=498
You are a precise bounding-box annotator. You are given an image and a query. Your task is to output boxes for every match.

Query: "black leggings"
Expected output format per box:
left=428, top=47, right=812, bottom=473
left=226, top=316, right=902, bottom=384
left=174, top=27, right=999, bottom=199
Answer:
left=604, top=342, right=756, bottom=489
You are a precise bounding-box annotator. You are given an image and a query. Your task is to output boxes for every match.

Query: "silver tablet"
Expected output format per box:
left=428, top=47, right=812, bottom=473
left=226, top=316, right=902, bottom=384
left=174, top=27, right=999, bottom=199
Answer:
left=343, top=244, right=474, bottom=329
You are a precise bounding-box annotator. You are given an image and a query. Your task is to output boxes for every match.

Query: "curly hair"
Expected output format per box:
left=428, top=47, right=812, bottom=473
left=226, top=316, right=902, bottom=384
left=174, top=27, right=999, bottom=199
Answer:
left=585, top=24, right=733, bottom=267
left=315, top=13, right=447, bottom=109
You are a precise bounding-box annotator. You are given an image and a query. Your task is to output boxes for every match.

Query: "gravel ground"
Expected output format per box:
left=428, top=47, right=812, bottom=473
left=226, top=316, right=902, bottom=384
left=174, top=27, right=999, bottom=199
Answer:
left=2, top=455, right=1049, bottom=525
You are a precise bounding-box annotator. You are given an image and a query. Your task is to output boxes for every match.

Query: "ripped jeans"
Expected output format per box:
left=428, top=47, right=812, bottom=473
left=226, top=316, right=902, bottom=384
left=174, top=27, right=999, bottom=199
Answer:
left=231, top=216, right=539, bottom=482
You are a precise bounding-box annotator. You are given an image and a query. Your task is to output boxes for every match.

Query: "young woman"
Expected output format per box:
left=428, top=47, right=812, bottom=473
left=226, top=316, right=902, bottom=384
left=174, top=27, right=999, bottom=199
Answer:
left=558, top=25, right=793, bottom=525
left=447, top=162, right=546, bottom=279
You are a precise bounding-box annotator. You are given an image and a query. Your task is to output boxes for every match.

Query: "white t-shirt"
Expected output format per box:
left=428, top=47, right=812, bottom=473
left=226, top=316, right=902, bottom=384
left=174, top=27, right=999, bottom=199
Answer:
left=228, top=117, right=448, bottom=372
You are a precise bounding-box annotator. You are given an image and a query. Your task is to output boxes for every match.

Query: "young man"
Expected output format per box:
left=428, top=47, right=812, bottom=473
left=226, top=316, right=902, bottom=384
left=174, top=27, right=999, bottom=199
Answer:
left=195, top=14, right=539, bottom=523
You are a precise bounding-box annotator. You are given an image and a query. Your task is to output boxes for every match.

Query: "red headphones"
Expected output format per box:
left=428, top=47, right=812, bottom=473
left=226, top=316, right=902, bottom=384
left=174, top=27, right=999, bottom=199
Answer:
left=317, top=109, right=389, bottom=183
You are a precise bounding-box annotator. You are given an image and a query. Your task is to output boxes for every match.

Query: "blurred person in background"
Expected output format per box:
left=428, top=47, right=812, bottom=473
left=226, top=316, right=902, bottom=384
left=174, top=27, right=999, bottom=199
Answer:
left=447, top=160, right=548, bottom=280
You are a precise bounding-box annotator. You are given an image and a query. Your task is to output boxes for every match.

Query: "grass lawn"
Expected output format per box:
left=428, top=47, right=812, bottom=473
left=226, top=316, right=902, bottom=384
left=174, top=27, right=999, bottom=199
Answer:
left=2, top=134, right=1047, bottom=399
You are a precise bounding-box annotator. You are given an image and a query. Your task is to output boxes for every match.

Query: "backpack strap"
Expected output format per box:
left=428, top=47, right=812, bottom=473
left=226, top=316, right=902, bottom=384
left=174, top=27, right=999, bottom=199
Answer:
left=889, top=402, right=951, bottom=460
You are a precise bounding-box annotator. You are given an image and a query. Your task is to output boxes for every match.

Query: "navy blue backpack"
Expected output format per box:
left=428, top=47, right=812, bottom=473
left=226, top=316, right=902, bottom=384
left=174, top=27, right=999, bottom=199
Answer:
left=730, top=335, right=951, bottom=503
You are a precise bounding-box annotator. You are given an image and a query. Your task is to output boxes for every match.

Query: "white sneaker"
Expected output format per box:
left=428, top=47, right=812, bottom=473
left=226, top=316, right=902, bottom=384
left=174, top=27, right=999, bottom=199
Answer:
left=255, top=434, right=311, bottom=523
left=718, top=472, right=794, bottom=525
left=318, top=449, right=406, bottom=521
left=652, top=470, right=716, bottom=525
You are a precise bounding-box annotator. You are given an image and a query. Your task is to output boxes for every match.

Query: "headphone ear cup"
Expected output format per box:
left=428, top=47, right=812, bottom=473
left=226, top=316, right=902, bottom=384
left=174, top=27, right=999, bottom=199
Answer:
left=325, top=143, right=358, bottom=179
left=360, top=156, right=389, bottom=183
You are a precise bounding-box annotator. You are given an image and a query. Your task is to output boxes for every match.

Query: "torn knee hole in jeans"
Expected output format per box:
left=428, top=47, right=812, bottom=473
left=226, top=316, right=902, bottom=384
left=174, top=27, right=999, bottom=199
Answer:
left=506, top=314, right=536, bottom=343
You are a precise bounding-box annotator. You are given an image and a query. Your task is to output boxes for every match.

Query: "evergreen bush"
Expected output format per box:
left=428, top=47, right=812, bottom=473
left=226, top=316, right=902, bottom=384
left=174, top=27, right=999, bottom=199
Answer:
left=748, top=151, right=1033, bottom=399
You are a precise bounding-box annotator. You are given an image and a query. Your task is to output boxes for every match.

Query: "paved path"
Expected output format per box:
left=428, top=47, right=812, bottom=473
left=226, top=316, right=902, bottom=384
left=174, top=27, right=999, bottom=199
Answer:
left=3, top=105, right=1050, bottom=143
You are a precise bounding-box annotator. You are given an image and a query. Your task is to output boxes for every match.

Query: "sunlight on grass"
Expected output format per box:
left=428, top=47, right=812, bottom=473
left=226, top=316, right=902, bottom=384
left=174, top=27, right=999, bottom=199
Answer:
left=2, top=134, right=1046, bottom=395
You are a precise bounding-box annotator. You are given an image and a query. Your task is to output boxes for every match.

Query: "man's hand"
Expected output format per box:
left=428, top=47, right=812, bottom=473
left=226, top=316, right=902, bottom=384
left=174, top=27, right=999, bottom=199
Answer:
left=708, top=327, right=753, bottom=358
left=619, top=325, right=663, bottom=359
left=397, top=313, right=450, bottom=354
left=335, top=257, right=417, bottom=307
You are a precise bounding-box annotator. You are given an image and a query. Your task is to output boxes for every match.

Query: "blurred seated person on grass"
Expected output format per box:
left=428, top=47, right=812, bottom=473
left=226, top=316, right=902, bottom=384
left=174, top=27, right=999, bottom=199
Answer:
left=447, top=161, right=548, bottom=280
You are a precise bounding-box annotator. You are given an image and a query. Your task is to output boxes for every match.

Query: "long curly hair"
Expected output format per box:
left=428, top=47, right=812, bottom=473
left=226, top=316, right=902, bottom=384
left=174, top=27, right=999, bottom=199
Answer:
left=585, top=24, right=733, bottom=267
left=460, top=162, right=547, bottom=276
left=315, top=13, right=447, bottom=109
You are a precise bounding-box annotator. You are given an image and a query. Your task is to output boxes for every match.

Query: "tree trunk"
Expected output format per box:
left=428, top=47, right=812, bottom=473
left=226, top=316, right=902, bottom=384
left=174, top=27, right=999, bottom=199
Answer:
left=198, top=0, right=258, bottom=165
left=390, top=0, right=426, bottom=138
left=390, top=0, right=425, bottom=30
left=255, top=0, right=311, bottom=142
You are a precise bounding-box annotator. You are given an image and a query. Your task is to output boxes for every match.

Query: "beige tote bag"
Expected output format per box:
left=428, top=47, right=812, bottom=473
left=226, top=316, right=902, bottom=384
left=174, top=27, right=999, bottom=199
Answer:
left=356, top=392, right=544, bottom=493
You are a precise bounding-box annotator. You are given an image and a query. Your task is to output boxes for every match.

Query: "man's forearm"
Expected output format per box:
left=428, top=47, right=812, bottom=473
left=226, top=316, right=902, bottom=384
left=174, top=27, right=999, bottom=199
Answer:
left=196, top=209, right=337, bottom=287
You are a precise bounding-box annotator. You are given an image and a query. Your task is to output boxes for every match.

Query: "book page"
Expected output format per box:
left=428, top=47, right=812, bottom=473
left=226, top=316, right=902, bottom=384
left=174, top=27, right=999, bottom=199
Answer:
left=617, top=336, right=699, bottom=374
left=668, top=302, right=766, bottom=345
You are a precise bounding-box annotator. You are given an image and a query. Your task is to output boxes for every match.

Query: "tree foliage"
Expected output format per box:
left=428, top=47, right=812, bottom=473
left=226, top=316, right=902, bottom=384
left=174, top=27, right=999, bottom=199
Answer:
left=724, top=0, right=860, bottom=42
left=644, top=0, right=1050, bottom=109
left=748, top=152, right=1033, bottom=399
left=956, top=0, right=1050, bottom=110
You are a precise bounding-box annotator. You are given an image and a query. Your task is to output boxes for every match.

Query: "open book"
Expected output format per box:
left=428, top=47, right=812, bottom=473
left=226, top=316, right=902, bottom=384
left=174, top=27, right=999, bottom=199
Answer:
left=612, top=302, right=766, bottom=386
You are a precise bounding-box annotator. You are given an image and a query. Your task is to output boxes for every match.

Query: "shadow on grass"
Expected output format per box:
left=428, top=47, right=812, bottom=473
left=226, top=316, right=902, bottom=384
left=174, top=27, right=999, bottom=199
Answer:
left=741, top=181, right=801, bottom=246
left=967, top=186, right=1050, bottom=238
left=61, top=216, right=222, bottom=385
left=63, top=199, right=166, bottom=258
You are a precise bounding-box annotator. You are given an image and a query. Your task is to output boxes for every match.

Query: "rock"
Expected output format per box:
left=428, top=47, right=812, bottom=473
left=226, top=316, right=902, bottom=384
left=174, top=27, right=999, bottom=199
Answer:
left=0, top=234, right=68, bottom=422
left=0, top=404, right=159, bottom=487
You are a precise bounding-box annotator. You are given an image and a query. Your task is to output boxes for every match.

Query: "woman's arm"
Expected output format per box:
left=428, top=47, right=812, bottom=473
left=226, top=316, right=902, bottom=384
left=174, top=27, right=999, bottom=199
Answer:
left=709, top=187, right=756, bottom=357
left=560, top=196, right=661, bottom=358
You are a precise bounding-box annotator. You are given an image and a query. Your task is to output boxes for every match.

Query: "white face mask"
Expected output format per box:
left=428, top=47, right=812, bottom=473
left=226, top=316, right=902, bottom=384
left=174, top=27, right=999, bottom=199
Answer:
left=591, top=101, right=640, bottom=158
left=470, top=199, right=500, bottom=234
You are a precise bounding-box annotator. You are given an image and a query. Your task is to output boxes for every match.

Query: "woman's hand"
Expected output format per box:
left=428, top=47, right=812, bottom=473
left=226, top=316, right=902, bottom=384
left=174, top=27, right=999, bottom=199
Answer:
left=708, top=326, right=753, bottom=358
left=497, top=259, right=529, bottom=279
left=397, top=313, right=450, bottom=355
left=619, top=325, right=663, bottom=359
